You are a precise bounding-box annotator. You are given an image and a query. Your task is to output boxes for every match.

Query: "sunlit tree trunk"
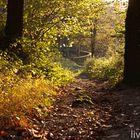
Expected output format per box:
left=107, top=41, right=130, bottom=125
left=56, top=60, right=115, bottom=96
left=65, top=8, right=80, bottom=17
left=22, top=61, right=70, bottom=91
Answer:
left=91, top=19, right=97, bottom=57
left=123, top=0, right=140, bottom=84
left=91, top=27, right=96, bottom=57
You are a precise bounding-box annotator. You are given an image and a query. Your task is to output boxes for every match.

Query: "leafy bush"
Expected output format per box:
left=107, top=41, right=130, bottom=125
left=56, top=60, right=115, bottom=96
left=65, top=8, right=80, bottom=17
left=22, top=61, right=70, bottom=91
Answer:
left=7, top=39, right=74, bottom=86
left=0, top=45, right=74, bottom=128
left=84, top=55, right=124, bottom=85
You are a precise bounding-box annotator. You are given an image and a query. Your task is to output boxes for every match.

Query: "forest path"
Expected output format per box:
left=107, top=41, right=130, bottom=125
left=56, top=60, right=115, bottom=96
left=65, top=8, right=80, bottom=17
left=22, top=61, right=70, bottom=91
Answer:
left=1, top=76, right=140, bottom=140
left=43, top=76, right=140, bottom=140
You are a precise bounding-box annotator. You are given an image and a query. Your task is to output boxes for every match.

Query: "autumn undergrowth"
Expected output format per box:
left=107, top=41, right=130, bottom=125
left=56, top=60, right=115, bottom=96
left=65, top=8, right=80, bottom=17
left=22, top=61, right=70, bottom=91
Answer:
left=84, top=55, right=124, bottom=86
left=0, top=49, right=74, bottom=128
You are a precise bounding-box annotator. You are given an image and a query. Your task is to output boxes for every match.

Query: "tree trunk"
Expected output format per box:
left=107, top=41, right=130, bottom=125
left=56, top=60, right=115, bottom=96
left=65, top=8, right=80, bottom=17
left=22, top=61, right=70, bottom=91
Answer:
left=5, top=0, right=24, bottom=38
left=91, top=27, right=96, bottom=57
left=123, top=0, right=140, bottom=84
left=1, top=0, right=24, bottom=51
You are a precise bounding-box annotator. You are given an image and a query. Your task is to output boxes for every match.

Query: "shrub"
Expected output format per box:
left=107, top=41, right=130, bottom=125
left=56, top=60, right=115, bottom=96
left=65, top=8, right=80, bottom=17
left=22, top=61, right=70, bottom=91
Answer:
left=0, top=66, right=58, bottom=127
left=6, top=39, right=74, bottom=86
left=84, top=55, right=124, bottom=85
left=0, top=46, right=74, bottom=128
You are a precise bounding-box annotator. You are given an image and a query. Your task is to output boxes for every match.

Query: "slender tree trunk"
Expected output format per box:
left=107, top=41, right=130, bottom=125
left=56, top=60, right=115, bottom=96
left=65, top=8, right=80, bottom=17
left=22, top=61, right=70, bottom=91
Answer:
left=91, top=27, right=96, bottom=57
left=123, top=0, right=140, bottom=84
left=91, top=18, right=97, bottom=57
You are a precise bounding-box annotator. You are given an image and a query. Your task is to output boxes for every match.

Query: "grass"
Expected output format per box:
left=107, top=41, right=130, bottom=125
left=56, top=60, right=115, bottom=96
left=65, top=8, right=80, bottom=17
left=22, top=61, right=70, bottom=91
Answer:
left=0, top=70, right=58, bottom=128
left=84, top=55, right=124, bottom=85
left=0, top=54, right=74, bottom=128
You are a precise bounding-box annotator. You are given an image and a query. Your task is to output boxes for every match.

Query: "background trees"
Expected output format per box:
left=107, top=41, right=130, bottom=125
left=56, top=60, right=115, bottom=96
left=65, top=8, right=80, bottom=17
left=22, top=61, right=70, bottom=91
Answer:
left=0, top=0, right=128, bottom=84
left=0, top=0, right=126, bottom=58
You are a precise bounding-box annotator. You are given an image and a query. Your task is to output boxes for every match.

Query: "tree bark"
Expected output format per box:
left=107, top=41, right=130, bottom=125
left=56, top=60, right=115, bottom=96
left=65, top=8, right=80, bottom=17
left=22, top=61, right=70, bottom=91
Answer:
left=5, top=0, right=24, bottom=38
left=1, top=0, right=24, bottom=51
left=91, top=27, right=96, bottom=57
left=123, top=0, right=140, bottom=84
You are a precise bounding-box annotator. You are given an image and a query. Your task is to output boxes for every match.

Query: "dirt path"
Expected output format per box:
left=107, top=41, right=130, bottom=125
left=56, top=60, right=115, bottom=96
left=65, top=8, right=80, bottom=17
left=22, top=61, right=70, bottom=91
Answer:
left=44, top=78, right=140, bottom=140
left=1, top=77, right=140, bottom=140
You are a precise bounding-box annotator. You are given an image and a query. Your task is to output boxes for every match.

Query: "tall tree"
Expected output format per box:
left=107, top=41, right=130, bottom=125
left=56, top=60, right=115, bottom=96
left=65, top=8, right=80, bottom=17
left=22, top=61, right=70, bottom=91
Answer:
left=2, top=0, right=24, bottom=50
left=5, top=0, right=24, bottom=38
left=123, top=0, right=140, bottom=84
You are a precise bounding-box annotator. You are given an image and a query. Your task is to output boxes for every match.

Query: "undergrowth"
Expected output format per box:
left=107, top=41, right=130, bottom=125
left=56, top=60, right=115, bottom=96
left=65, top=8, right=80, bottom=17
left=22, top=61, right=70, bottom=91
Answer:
left=0, top=49, right=74, bottom=128
left=84, top=55, right=124, bottom=85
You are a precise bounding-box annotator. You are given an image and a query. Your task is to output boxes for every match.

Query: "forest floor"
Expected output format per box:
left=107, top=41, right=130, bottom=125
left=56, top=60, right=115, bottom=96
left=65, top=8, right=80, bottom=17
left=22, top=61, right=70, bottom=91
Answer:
left=1, top=74, right=140, bottom=140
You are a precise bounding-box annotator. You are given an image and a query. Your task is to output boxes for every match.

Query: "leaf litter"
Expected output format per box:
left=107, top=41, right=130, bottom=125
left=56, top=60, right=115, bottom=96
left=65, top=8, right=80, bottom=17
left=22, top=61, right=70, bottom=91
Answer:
left=1, top=78, right=140, bottom=140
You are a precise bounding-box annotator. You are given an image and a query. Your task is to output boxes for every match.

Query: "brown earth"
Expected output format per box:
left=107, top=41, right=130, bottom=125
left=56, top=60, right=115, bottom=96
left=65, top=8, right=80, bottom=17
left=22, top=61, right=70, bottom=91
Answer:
left=1, top=77, right=140, bottom=140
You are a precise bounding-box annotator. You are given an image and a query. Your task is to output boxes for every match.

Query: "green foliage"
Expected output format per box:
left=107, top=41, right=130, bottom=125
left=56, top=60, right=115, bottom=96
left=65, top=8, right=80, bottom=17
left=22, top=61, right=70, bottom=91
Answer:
left=76, top=95, right=93, bottom=105
left=0, top=53, right=64, bottom=126
left=16, top=39, right=74, bottom=85
left=0, top=46, right=73, bottom=127
left=84, top=55, right=124, bottom=85
left=23, top=0, right=107, bottom=49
